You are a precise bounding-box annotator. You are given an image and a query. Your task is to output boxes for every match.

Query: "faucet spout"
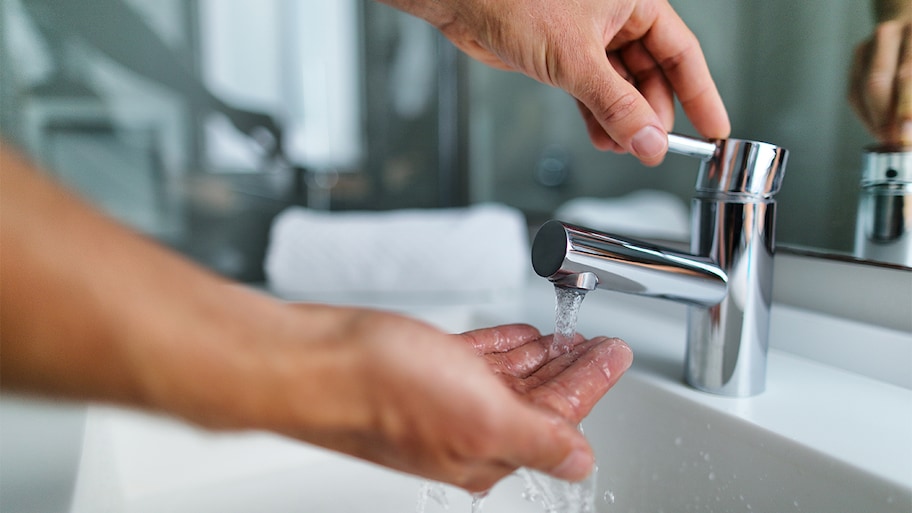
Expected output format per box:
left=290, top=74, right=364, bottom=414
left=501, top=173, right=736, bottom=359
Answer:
left=532, top=221, right=727, bottom=306
left=532, top=134, right=788, bottom=397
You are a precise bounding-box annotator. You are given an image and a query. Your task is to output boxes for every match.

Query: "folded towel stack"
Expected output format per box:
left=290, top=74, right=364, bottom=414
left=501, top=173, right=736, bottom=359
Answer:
left=264, top=203, right=530, bottom=300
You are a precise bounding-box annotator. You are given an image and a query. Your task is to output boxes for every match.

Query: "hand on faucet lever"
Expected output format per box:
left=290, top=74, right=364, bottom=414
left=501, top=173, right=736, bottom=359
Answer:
left=379, top=0, right=731, bottom=165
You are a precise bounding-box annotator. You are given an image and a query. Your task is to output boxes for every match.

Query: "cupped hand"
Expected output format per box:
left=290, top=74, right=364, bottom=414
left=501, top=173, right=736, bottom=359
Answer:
left=382, top=0, right=730, bottom=164
left=849, top=18, right=912, bottom=146
left=254, top=306, right=631, bottom=493
left=461, top=324, right=630, bottom=424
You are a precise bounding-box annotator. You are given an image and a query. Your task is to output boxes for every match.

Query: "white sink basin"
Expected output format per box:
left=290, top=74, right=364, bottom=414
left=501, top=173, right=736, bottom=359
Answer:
left=2, top=280, right=910, bottom=512
left=589, top=372, right=908, bottom=512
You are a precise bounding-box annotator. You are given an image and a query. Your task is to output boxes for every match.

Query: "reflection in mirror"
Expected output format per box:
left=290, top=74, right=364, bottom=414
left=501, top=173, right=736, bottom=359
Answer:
left=3, top=0, right=909, bottom=272
left=847, top=0, right=911, bottom=267
left=467, top=0, right=911, bottom=269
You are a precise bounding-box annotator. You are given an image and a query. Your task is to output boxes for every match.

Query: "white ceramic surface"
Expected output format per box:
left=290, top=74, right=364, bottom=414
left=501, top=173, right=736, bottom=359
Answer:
left=0, top=396, right=86, bottom=513
left=3, top=277, right=910, bottom=512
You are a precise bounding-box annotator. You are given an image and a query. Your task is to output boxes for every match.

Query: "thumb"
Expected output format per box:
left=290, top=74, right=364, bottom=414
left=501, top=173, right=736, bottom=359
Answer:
left=505, top=407, right=595, bottom=482
left=573, top=60, right=669, bottom=166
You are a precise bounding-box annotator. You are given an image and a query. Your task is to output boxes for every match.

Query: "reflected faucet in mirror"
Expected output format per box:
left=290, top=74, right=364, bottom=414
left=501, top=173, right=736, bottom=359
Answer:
left=855, top=147, right=912, bottom=266
left=531, top=134, right=789, bottom=397
left=849, top=2, right=912, bottom=266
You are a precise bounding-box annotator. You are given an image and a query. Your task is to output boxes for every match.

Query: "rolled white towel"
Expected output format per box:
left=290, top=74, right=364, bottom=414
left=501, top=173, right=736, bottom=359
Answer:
left=554, top=190, right=690, bottom=242
left=264, top=203, right=530, bottom=300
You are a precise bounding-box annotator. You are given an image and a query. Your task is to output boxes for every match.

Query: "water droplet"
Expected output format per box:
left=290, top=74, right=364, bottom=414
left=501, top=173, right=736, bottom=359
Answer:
left=416, top=482, right=450, bottom=513
left=603, top=491, right=616, bottom=504
left=674, top=437, right=683, bottom=447
left=471, top=491, right=488, bottom=513
left=517, top=465, right=596, bottom=513
left=708, top=472, right=716, bottom=481
left=703, top=452, right=711, bottom=461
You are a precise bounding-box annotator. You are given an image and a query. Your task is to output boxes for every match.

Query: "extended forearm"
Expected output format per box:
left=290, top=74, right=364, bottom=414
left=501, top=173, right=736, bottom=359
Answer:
left=0, top=144, right=264, bottom=414
left=0, top=143, right=379, bottom=435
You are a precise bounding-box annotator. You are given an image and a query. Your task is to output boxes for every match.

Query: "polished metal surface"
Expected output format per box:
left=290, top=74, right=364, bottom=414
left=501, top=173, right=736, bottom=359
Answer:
left=854, top=147, right=912, bottom=267
left=532, top=133, right=789, bottom=396
left=667, top=133, right=716, bottom=160
left=694, top=138, right=788, bottom=198
left=531, top=221, right=727, bottom=305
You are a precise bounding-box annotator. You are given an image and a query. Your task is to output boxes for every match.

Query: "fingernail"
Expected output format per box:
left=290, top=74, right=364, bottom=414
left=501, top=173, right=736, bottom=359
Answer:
left=631, top=125, right=667, bottom=160
left=551, top=449, right=594, bottom=482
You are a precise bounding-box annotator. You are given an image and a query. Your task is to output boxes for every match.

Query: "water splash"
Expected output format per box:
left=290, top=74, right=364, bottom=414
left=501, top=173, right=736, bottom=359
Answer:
left=416, top=481, right=449, bottom=512
left=552, top=286, right=587, bottom=354
left=508, top=285, right=599, bottom=512
left=414, top=284, right=598, bottom=513
left=470, top=491, right=488, bottom=513
left=517, top=461, right=598, bottom=513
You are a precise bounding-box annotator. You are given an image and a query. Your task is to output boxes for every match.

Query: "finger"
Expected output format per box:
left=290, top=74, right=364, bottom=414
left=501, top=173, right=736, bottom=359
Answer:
left=459, top=324, right=541, bottom=355
left=848, top=40, right=877, bottom=133
left=572, top=58, right=670, bottom=165
left=525, top=337, right=633, bottom=423
left=608, top=51, right=634, bottom=84
left=574, top=53, right=633, bottom=152
left=516, top=336, right=607, bottom=390
left=576, top=100, right=625, bottom=152
left=485, top=332, right=586, bottom=380
left=576, top=52, right=674, bottom=153
left=641, top=4, right=730, bottom=139
left=620, top=40, right=676, bottom=131
left=500, top=406, right=595, bottom=482
left=894, top=22, right=912, bottom=145
left=866, top=21, right=904, bottom=139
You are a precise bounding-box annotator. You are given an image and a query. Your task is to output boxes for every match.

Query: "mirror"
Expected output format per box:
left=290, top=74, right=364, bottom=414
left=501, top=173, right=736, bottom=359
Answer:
left=2, top=0, right=909, bottom=272
left=468, top=0, right=910, bottom=268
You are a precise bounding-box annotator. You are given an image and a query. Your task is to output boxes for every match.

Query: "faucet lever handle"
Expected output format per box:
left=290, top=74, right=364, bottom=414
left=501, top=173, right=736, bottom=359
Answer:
left=667, top=133, right=717, bottom=160
left=667, top=133, right=789, bottom=198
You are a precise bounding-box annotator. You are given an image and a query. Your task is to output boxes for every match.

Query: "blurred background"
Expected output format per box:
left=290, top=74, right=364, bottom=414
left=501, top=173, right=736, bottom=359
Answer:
left=0, top=0, right=885, bottom=282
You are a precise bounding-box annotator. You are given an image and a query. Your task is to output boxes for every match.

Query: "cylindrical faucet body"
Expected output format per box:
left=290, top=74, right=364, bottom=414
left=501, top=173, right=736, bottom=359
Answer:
left=687, top=196, right=776, bottom=395
left=853, top=147, right=912, bottom=266
left=532, top=135, right=788, bottom=397
left=685, top=137, right=787, bottom=396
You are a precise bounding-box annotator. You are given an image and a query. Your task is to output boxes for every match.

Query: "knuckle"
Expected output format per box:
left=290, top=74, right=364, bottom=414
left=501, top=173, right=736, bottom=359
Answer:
left=593, top=88, right=642, bottom=126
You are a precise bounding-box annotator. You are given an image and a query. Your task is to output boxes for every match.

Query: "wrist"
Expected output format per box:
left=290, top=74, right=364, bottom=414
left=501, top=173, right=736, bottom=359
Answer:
left=133, top=294, right=378, bottom=439
left=375, top=0, right=457, bottom=29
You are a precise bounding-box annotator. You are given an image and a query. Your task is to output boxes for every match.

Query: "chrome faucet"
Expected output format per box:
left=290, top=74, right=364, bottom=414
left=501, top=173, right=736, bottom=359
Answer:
left=531, top=134, right=788, bottom=396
